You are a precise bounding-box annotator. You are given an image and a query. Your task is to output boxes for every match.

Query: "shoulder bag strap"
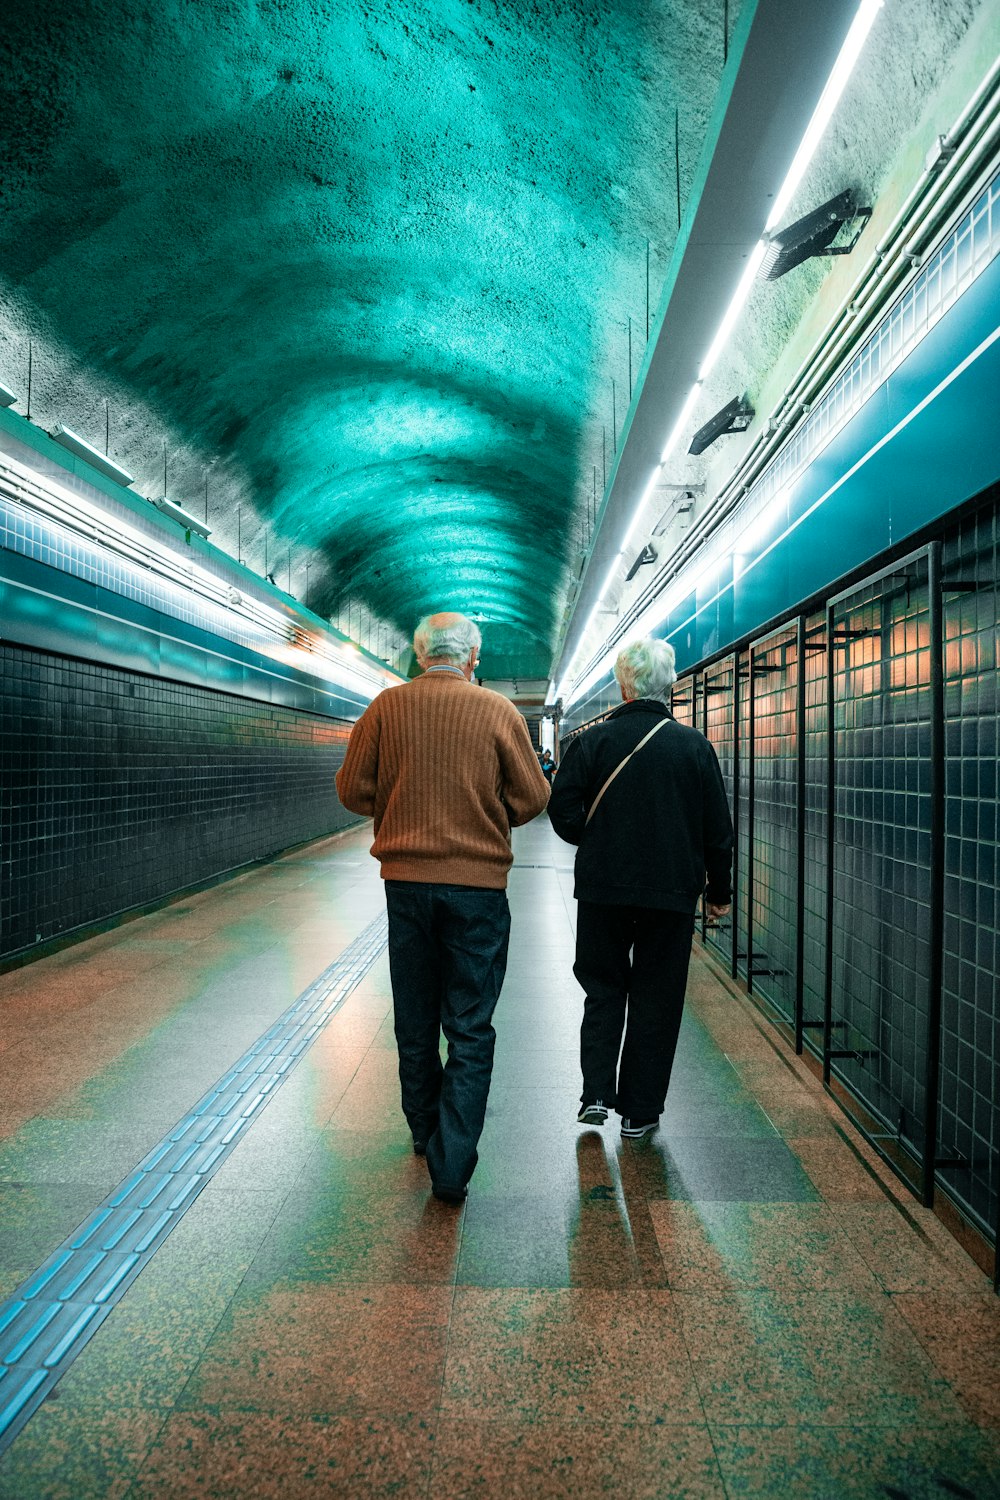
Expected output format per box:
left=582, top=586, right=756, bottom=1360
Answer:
left=584, top=716, right=671, bottom=826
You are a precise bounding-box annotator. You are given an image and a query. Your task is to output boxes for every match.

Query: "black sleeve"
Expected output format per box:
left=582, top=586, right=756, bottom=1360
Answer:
left=547, top=735, right=591, bottom=846
left=701, top=740, right=735, bottom=904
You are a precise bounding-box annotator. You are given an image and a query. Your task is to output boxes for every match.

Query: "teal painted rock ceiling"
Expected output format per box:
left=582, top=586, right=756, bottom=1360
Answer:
left=0, top=0, right=733, bottom=679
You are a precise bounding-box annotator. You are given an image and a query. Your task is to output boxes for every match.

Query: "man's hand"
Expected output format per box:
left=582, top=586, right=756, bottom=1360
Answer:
left=706, top=903, right=731, bottom=919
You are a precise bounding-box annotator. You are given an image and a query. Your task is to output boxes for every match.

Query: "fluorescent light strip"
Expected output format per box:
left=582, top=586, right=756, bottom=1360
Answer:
left=765, top=0, right=885, bottom=232
left=619, top=465, right=666, bottom=556
left=1, top=454, right=397, bottom=700
left=563, top=0, right=885, bottom=709
left=698, top=240, right=768, bottom=383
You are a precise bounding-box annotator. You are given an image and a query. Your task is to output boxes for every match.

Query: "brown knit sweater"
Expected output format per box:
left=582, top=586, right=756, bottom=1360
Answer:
left=335, top=670, right=550, bottom=888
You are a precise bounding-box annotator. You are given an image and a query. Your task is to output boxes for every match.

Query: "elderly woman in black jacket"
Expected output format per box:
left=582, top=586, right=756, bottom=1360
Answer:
left=549, top=638, right=734, bottom=1138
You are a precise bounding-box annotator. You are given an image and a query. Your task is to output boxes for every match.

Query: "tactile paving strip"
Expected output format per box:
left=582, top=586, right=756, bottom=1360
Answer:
left=0, top=910, right=388, bottom=1454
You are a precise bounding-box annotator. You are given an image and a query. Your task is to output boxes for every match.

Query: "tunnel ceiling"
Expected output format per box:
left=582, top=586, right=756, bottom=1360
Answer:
left=0, top=0, right=742, bottom=681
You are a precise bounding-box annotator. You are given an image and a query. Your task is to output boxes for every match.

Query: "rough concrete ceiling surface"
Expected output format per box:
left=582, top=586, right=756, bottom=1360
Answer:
left=0, top=0, right=737, bottom=680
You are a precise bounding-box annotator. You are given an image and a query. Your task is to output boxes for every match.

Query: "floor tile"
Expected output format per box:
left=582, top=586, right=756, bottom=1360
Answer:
left=237, top=1180, right=464, bottom=1287
left=0, top=1403, right=167, bottom=1500
left=782, top=1135, right=890, bottom=1202
left=831, top=1202, right=991, bottom=1294
left=456, top=1197, right=573, bottom=1288
left=182, top=1284, right=452, bottom=1417
left=129, top=1412, right=435, bottom=1498
left=0, top=1180, right=107, bottom=1298
left=709, top=1422, right=1000, bottom=1499
left=54, top=1194, right=283, bottom=1413
left=675, top=1286, right=968, bottom=1427
left=430, top=1418, right=726, bottom=1499
left=620, top=1135, right=821, bottom=1203
left=441, top=1287, right=703, bottom=1424
left=648, top=1201, right=881, bottom=1292
left=893, top=1289, right=1000, bottom=1426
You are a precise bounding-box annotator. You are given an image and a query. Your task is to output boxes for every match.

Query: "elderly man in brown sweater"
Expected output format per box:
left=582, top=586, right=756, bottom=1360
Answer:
left=336, top=611, right=549, bottom=1202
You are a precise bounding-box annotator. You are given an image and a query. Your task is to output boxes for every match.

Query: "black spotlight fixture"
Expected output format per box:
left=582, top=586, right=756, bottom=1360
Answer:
left=688, top=395, right=755, bottom=457
left=625, top=543, right=657, bottom=583
left=759, top=189, right=871, bottom=281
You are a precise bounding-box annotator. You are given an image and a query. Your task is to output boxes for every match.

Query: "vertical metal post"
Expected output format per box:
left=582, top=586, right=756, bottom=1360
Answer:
left=922, top=541, right=945, bottom=1207
left=731, top=652, right=741, bottom=981
left=823, top=604, right=836, bottom=1084
left=701, top=670, right=709, bottom=944
left=794, top=615, right=807, bottom=1054
left=746, top=645, right=756, bottom=994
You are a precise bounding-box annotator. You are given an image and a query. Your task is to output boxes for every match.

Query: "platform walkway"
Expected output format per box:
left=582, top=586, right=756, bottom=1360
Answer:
left=0, top=818, right=997, bottom=1499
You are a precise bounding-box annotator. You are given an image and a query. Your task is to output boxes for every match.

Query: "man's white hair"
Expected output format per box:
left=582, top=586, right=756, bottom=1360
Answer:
left=614, top=637, right=677, bottom=705
left=413, top=613, right=482, bottom=667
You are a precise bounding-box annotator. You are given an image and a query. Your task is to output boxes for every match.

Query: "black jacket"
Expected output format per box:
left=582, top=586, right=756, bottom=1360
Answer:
left=548, top=699, right=734, bottom=912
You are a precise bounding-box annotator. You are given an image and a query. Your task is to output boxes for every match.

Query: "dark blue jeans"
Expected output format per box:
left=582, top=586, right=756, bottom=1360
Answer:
left=384, top=880, right=511, bottom=1190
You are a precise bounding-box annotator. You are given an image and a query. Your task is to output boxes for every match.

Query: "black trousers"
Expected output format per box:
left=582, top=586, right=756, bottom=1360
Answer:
left=573, top=901, right=695, bottom=1118
left=385, top=880, right=511, bottom=1191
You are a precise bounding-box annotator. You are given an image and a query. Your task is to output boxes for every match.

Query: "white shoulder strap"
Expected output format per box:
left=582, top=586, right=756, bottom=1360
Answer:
left=584, top=717, right=671, bottom=826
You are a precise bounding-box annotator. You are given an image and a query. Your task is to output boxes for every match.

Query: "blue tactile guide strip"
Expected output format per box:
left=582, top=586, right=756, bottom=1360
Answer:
left=0, top=911, right=388, bottom=1454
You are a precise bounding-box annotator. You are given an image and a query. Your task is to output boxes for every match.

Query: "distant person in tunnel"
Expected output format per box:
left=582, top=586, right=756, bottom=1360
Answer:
left=548, top=638, right=733, bottom=1139
left=336, top=611, right=550, bottom=1202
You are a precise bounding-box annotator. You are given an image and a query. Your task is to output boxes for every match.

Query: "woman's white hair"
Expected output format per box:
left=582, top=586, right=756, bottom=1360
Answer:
left=413, top=613, right=482, bottom=666
left=614, top=637, right=677, bottom=705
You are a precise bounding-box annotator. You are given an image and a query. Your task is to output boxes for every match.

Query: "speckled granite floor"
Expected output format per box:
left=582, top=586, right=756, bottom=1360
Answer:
left=0, top=819, right=997, bottom=1499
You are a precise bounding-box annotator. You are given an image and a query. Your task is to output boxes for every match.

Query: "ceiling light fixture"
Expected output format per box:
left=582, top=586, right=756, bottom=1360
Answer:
left=50, top=424, right=135, bottom=487
left=153, top=496, right=212, bottom=540
left=688, top=395, right=755, bottom=457
left=759, top=189, right=871, bottom=280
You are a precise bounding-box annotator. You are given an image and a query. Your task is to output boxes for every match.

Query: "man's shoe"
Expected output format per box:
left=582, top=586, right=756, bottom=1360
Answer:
left=577, top=1100, right=609, bottom=1126
left=432, top=1183, right=467, bottom=1205
left=620, top=1116, right=659, bottom=1139
left=412, top=1137, right=428, bottom=1156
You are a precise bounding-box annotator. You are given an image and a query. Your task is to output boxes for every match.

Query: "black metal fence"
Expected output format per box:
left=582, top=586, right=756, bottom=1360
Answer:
left=564, top=490, right=999, bottom=1281
left=685, top=522, right=998, bottom=1278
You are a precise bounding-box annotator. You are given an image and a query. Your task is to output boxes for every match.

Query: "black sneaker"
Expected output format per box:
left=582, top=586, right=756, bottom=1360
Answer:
left=577, top=1100, right=609, bottom=1125
left=620, top=1116, right=659, bottom=1139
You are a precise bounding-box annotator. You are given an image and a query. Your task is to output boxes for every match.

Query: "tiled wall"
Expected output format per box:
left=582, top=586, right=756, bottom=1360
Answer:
left=940, top=504, right=999, bottom=1237
left=0, top=644, right=357, bottom=962
left=747, top=627, right=798, bottom=1021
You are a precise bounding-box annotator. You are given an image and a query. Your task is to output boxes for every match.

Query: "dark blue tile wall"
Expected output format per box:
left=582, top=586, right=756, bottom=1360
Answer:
left=0, top=644, right=357, bottom=961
